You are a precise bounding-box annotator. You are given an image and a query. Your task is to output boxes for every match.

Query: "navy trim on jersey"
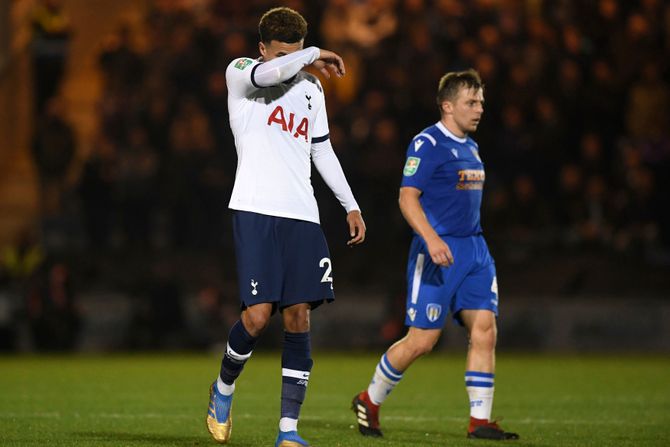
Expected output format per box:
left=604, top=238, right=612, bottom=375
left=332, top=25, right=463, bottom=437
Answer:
left=311, top=133, right=330, bottom=144
left=250, top=63, right=262, bottom=88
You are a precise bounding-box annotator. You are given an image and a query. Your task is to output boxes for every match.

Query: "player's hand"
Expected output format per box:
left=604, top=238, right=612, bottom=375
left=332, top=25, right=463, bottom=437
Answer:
left=426, top=235, right=453, bottom=267
left=346, top=210, right=366, bottom=246
left=313, top=48, right=345, bottom=78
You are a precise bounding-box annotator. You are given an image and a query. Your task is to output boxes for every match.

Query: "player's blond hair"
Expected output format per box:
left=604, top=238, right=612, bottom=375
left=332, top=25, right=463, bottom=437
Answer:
left=436, top=69, right=484, bottom=105
left=259, top=7, right=308, bottom=44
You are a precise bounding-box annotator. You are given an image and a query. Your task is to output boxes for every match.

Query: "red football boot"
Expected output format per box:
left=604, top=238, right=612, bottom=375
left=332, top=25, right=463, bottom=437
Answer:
left=468, top=417, right=519, bottom=440
left=351, top=390, right=383, bottom=437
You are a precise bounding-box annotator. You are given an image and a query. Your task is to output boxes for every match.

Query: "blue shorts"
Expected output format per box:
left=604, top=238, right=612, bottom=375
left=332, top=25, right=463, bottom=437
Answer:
left=233, top=211, right=334, bottom=312
left=405, top=234, right=499, bottom=329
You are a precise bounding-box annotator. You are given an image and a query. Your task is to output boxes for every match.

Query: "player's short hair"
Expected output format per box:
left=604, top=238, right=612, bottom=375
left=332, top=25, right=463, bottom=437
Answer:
left=436, top=69, right=484, bottom=105
left=259, top=7, right=308, bottom=44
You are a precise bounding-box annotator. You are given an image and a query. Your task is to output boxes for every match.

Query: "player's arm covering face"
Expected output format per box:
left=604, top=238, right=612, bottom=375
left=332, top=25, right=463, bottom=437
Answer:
left=225, top=47, right=320, bottom=99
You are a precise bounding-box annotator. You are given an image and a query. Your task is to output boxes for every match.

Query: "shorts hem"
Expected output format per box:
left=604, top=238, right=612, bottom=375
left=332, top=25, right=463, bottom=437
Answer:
left=452, top=306, right=498, bottom=326
left=279, top=297, right=334, bottom=312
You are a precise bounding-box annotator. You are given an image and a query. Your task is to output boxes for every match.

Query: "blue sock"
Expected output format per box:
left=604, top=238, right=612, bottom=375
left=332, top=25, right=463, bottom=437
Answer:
left=219, top=320, right=258, bottom=386
left=280, top=331, right=313, bottom=429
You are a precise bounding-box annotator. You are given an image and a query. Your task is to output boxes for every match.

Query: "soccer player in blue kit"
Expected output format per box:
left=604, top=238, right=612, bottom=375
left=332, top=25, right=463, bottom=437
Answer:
left=352, top=69, right=518, bottom=441
left=206, top=7, right=366, bottom=447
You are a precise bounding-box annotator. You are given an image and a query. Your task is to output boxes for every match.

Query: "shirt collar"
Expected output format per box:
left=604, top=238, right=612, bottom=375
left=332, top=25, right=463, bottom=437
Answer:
left=436, top=121, right=467, bottom=143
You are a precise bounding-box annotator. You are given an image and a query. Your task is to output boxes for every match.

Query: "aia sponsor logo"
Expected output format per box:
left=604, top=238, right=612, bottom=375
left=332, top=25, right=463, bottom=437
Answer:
left=267, top=105, right=309, bottom=141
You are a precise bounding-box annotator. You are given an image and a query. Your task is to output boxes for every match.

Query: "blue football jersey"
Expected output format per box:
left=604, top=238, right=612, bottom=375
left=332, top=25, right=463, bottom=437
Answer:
left=400, top=121, right=484, bottom=237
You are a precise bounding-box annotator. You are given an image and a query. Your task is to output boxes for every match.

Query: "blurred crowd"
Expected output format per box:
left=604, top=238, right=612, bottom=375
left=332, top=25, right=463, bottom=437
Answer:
left=42, top=0, right=670, bottom=259
left=2, top=0, right=670, bottom=350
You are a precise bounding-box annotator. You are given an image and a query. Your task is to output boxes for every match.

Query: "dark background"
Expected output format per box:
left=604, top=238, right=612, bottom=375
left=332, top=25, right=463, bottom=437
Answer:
left=0, top=0, right=669, bottom=353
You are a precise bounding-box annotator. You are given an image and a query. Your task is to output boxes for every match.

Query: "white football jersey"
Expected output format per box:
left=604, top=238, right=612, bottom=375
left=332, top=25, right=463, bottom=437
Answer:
left=226, top=50, right=332, bottom=224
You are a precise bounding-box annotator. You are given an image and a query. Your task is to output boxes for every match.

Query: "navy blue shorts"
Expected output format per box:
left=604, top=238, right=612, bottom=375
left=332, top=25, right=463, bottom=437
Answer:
left=405, top=234, right=499, bottom=328
left=233, top=211, right=334, bottom=312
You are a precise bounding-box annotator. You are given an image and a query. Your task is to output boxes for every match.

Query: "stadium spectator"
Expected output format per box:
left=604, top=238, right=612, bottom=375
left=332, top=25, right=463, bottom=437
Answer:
left=116, top=126, right=158, bottom=248
left=29, top=0, right=71, bottom=115
left=125, top=261, right=185, bottom=350
left=26, top=260, right=80, bottom=351
left=626, top=61, right=669, bottom=140
left=31, top=96, right=76, bottom=217
left=77, top=135, right=116, bottom=250
left=98, top=24, right=145, bottom=94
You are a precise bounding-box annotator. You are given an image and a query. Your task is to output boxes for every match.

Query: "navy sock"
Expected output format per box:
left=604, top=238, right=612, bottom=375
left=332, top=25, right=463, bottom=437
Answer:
left=281, top=331, right=313, bottom=421
left=219, top=320, right=258, bottom=385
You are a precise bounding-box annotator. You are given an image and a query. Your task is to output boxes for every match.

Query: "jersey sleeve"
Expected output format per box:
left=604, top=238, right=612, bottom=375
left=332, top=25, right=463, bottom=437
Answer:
left=225, top=57, right=263, bottom=98
left=311, top=79, right=329, bottom=142
left=400, top=135, right=440, bottom=192
left=311, top=138, right=359, bottom=213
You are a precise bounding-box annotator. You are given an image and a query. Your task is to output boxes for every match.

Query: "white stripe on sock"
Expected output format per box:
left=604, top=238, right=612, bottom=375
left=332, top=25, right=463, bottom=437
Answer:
left=465, top=375, right=494, bottom=383
left=282, top=368, right=310, bottom=380
left=379, top=360, right=402, bottom=381
left=226, top=343, right=252, bottom=361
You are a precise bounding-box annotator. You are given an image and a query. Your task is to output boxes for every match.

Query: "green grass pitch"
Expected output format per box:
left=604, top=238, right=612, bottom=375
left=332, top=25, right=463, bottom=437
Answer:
left=1, top=353, right=668, bottom=446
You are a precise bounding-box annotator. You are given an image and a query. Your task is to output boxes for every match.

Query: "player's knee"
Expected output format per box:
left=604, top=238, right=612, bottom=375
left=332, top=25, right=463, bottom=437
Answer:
left=242, top=310, right=271, bottom=336
left=415, top=340, right=435, bottom=357
left=408, top=336, right=437, bottom=358
left=282, top=306, right=310, bottom=332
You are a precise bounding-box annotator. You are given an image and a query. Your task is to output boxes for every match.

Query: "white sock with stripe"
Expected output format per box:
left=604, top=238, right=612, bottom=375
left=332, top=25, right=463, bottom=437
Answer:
left=367, top=353, right=403, bottom=405
left=465, top=371, right=495, bottom=420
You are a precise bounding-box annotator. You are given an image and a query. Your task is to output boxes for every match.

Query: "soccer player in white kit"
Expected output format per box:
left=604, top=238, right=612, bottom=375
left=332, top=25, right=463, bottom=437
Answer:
left=206, top=7, right=366, bottom=447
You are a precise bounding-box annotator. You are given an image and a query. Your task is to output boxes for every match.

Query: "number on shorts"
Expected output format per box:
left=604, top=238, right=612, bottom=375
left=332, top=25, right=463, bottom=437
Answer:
left=319, top=257, right=333, bottom=283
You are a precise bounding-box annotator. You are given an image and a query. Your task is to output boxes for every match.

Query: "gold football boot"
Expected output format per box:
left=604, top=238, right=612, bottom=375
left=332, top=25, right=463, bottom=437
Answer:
left=206, top=383, right=233, bottom=443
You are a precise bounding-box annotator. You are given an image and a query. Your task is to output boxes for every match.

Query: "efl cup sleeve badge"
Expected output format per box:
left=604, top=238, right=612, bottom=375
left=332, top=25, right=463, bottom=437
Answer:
left=234, top=58, right=253, bottom=70
left=426, top=303, right=442, bottom=322
left=403, top=157, right=421, bottom=176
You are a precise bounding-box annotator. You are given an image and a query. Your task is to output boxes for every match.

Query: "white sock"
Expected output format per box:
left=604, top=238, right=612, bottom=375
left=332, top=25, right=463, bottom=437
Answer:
left=367, top=353, right=403, bottom=405
left=279, top=417, right=298, bottom=432
left=216, top=376, right=235, bottom=396
left=465, top=371, right=494, bottom=420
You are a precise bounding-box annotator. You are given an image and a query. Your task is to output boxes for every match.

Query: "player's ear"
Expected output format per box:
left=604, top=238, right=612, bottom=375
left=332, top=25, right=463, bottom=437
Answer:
left=259, top=41, right=266, bottom=58
left=441, top=100, right=452, bottom=115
